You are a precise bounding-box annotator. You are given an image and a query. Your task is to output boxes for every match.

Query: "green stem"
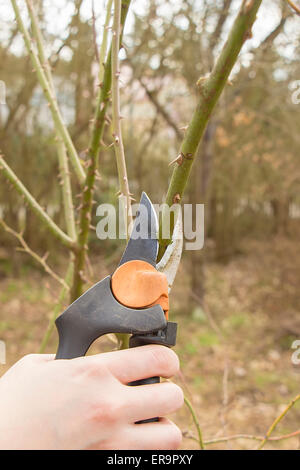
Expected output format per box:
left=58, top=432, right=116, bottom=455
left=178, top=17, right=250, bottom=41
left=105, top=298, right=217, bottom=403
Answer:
left=25, top=0, right=55, bottom=93
left=25, top=0, right=77, bottom=242
left=98, top=0, right=113, bottom=85
left=184, top=396, right=205, bottom=450
left=71, top=0, right=131, bottom=302
left=11, top=0, right=85, bottom=185
left=158, top=0, right=262, bottom=259
left=202, top=430, right=300, bottom=446
left=0, top=218, right=70, bottom=290
left=257, top=393, right=300, bottom=450
left=0, top=155, right=75, bottom=249
left=112, top=0, right=132, bottom=236
left=57, top=140, right=77, bottom=240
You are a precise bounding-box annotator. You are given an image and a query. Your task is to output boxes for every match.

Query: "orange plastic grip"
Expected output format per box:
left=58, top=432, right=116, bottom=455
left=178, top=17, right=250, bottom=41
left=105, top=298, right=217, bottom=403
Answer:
left=111, top=260, right=169, bottom=319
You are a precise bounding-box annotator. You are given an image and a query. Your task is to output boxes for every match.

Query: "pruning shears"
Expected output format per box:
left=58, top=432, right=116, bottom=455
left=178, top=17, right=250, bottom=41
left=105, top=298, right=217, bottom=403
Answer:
left=55, top=192, right=183, bottom=422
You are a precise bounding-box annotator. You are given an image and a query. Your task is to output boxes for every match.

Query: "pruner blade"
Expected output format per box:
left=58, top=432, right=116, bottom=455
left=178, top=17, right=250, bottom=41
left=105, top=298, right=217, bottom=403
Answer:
left=118, top=192, right=159, bottom=267
left=156, top=210, right=183, bottom=292
left=118, top=191, right=183, bottom=292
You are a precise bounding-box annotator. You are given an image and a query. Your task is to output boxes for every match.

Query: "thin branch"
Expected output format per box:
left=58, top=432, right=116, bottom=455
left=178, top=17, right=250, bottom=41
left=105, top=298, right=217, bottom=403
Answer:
left=158, top=0, right=263, bottom=259
left=112, top=0, right=132, bottom=236
left=57, top=140, right=77, bottom=240
left=11, top=0, right=86, bottom=185
left=285, top=0, right=300, bottom=15
left=257, top=393, right=300, bottom=449
left=71, top=0, right=131, bottom=301
left=210, top=0, right=233, bottom=51
left=25, top=0, right=55, bottom=92
left=39, top=260, right=74, bottom=353
left=0, top=218, right=69, bottom=290
left=190, top=290, right=223, bottom=336
left=0, top=154, right=76, bottom=249
left=92, top=0, right=100, bottom=62
left=184, top=396, right=205, bottom=450
left=183, top=429, right=300, bottom=446
left=98, top=0, right=113, bottom=85
left=25, top=0, right=77, bottom=242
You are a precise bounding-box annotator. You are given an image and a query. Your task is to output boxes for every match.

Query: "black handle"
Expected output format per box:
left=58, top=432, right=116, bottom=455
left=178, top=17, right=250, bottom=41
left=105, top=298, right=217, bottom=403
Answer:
left=55, top=276, right=166, bottom=359
left=129, top=376, right=160, bottom=423
left=129, top=333, right=160, bottom=423
left=55, top=276, right=177, bottom=425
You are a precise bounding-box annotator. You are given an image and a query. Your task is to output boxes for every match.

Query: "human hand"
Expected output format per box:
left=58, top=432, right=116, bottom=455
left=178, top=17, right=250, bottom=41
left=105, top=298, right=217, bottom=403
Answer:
left=0, top=345, right=183, bottom=449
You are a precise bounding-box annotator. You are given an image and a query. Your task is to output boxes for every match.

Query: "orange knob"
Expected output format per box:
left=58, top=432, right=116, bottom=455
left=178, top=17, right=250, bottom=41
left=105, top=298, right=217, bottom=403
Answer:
left=111, top=260, right=169, bottom=319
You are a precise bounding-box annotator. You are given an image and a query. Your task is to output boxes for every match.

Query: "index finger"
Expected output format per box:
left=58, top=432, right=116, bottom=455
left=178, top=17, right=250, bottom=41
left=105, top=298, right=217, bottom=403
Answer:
left=88, top=345, right=180, bottom=384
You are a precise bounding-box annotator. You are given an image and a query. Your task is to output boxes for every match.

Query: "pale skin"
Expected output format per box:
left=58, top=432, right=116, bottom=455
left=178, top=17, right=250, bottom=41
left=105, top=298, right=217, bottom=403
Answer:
left=0, top=345, right=184, bottom=450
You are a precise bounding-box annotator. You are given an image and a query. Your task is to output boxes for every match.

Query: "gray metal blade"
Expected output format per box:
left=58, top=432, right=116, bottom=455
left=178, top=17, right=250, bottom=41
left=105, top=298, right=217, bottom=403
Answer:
left=118, top=192, right=159, bottom=267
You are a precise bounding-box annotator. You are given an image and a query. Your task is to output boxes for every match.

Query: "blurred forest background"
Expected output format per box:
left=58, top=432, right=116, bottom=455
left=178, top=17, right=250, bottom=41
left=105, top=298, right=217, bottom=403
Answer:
left=0, top=0, right=300, bottom=449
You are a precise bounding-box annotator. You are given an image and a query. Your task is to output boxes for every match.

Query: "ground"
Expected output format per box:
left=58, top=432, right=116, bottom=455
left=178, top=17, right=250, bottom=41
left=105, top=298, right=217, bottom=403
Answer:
left=0, top=236, right=299, bottom=450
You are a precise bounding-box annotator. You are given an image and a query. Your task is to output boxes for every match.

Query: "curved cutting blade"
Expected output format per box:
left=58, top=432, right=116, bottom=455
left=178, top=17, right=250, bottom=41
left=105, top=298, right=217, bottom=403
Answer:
left=118, top=192, right=159, bottom=267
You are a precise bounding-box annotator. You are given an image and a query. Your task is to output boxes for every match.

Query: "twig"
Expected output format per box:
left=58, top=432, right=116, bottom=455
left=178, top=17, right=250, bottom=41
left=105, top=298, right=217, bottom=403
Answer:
left=25, top=0, right=55, bottom=92
left=210, top=0, right=233, bottom=52
left=57, top=140, right=77, bottom=240
left=0, top=218, right=69, bottom=290
left=71, top=0, right=131, bottom=301
left=257, top=393, right=300, bottom=450
left=190, top=290, right=223, bottom=336
left=285, top=0, right=300, bottom=15
left=138, top=77, right=182, bottom=141
left=92, top=0, right=100, bottom=62
left=183, top=429, right=300, bottom=446
left=111, top=0, right=132, bottom=236
left=158, top=0, right=263, bottom=259
left=11, top=0, right=85, bottom=185
left=98, top=0, right=113, bottom=84
left=219, top=357, right=231, bottom=447
left=25, top=0, right=77, bottom=243
left=184, top=396, right=205, bottom=450
left=0, top=154, right=75, bottom=249
left=39, top=260, right=74, bottom=353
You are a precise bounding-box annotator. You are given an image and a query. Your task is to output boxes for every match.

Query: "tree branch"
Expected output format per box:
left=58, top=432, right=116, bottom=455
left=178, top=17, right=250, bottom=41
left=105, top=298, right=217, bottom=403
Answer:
left=71, top=0, right=131, bottom=301
left=0, top=154, right=76, bottom=249
left=57, top=140, right=77, bottom=240
left=98, top=0, right=113, bottom=85
left=25, top=0, right=77, bottom=242
left=39, top=260, right=74, bottom=353
left=11, top=0, right=86, bottom=185
left=184, top=396, right=205, bottom=450
left=210, top=0, right=233, bottom=52
left=285, top=0, right=300, bottom=15
left=257, top=393, right=300, bottom=450
left=0, top=218, right=70, bottom=290
left=112, top=0, right=132, bottom=236
left=183, top=429, right=300, bottom=446
left=139, top=77, right=182, bottom=141
left=158, top=0, right=263, bottom=259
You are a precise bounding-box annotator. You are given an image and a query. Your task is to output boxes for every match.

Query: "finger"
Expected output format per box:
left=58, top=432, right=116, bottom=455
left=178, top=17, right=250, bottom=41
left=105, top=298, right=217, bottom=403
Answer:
left=128, top=418, right=182, bottom=450
left=95, top=345, right=180, bottom=384
left=21, top=354, right=55, bottom=364
left=123, top=381, right=184, bottom=423
left=95, top=418, right=182, bottom=450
